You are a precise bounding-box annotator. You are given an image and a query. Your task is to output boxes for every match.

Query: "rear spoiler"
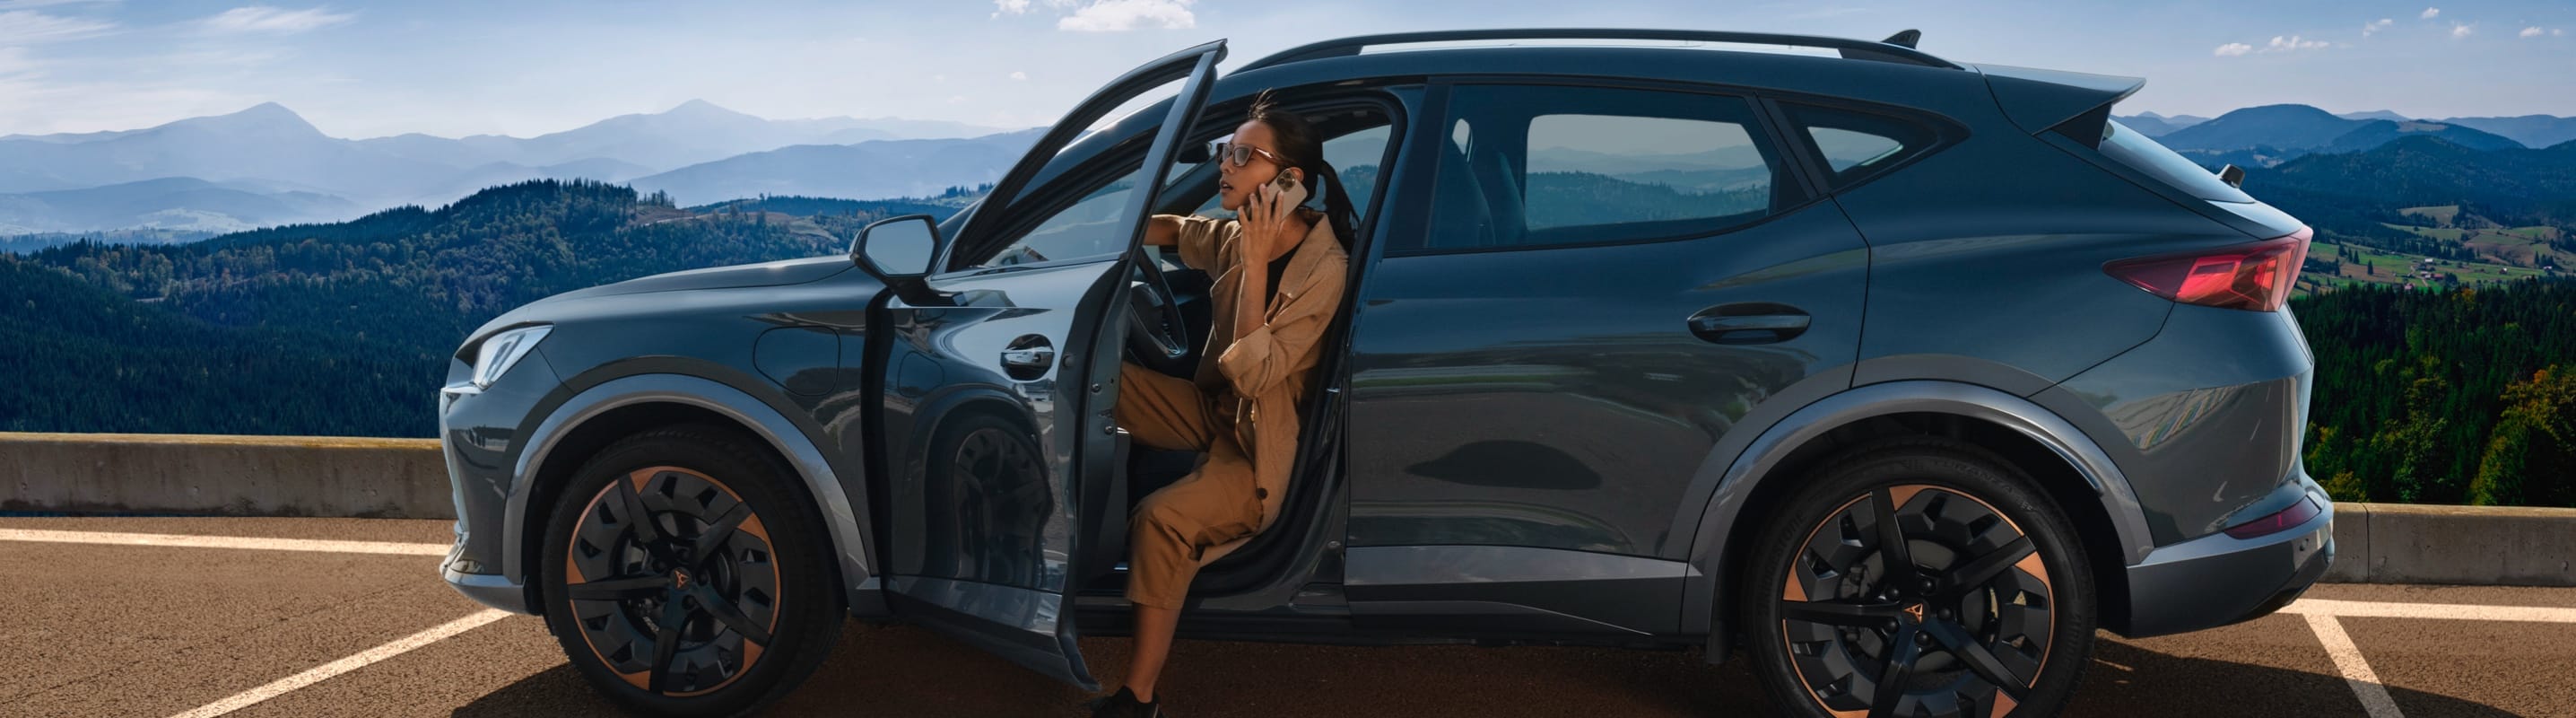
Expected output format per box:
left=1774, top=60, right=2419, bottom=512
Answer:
left=1973, top=64, right=2145, bottom=147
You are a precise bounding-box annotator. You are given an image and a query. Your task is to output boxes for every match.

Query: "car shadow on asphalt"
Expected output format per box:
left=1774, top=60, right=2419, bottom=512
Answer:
left=449, top=625, right=2522, bottom=717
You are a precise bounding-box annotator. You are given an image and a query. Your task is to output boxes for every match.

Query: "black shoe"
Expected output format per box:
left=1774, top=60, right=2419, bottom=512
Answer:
left=1085, top=687, right=1165, bottom=718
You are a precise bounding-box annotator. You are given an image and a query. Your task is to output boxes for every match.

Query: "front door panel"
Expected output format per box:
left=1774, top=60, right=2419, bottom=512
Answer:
left=878, top=258, right=1121, bottom=683
left=872, top=40, right=1224, bottom=689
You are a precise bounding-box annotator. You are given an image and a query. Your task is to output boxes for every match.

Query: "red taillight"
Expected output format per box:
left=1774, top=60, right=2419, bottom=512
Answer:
left=2105, top=227, right=2312, bottom=311
left=2224, top=495, right=2325, bottom=539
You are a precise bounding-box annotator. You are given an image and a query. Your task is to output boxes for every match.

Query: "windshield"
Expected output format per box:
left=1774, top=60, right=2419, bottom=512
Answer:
left=2097, top=118, right=2255, bottom=204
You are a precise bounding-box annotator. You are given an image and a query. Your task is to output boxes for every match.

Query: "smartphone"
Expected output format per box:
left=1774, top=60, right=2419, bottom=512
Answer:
left=1267, top=171, right=1309, bottom=208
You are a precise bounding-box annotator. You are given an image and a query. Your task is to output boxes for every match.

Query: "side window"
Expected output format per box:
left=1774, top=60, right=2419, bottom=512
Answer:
left=1414, top=84, right=1797, bottom=252
left=972, top=162, right=1146, bottom=269
left=1778, top=102, right=1944, bottom=190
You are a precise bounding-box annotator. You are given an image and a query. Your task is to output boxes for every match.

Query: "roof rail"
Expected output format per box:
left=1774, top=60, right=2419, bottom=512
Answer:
left=1237, top=28, right=1962, bottom=74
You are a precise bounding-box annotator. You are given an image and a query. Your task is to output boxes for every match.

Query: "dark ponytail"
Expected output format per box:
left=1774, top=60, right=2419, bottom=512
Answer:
left=1247, top=90, right=1358, bottom=249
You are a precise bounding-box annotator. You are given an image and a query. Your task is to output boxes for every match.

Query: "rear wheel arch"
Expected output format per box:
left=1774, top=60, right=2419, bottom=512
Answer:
left=1687, top=381, right=2149, bottom=659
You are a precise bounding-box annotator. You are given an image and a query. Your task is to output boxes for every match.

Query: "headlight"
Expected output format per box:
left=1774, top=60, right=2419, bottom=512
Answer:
left=469, top=325, right=552, bottom=390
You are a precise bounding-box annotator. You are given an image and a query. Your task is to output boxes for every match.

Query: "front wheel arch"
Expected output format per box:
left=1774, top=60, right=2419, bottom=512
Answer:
left=508, top=374, right=874, bottom=617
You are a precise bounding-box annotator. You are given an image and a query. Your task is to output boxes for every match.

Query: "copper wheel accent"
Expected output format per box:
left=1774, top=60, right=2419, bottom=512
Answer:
left=1778, top=485, right=2057, bottom=718
left=562, top=466, right=781, bottom=697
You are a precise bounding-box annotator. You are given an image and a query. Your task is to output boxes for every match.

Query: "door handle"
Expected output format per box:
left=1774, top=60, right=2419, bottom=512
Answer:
left=1001, top=335, right=1056, bottom=380
left=1687, top=303, right=1811, bottom=345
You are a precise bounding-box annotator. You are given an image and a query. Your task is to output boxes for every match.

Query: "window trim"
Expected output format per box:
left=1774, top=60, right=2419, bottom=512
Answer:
left=1385, top=76, right=1828, bottom=258
left=1759, top=93, right=1970, bottom=199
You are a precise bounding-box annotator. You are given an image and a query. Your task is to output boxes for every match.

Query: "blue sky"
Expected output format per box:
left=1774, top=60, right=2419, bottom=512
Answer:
left=0, top=0, right=2570, bottom=138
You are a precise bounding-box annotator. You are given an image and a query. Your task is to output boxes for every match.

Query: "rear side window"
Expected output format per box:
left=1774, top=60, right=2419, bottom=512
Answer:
left=2095, top=118, right=2254, bottom=203
left=1410, top=84, right=1798, bottom=253
left=1778, top=103, right=1944, bottom=189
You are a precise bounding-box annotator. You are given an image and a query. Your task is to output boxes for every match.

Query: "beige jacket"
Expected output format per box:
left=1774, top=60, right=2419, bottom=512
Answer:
left=1165, top=211, right=1349, bottom=565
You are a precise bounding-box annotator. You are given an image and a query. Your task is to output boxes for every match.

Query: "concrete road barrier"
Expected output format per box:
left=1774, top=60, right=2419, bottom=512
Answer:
left=2323, top=502, right=2576, bottom=586
left=4, top=431, right=2574, bottom=585
left=0, top=432, right=448, bottom=519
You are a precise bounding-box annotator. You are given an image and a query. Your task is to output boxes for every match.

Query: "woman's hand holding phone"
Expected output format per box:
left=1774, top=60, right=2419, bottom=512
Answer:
left=1239, top=171, right=1306, bottom=265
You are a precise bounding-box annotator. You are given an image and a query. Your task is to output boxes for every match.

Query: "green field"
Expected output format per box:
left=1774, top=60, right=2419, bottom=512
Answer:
left=2399, top=205, right=2462, bottom=223
left=2304, top=241, right=2559, bottom=294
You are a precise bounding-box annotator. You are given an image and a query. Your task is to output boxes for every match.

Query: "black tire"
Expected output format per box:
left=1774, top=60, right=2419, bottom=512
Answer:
left=1742, top=440, right=2095, bottom=718
left=537, top=423, right=844, bottom=717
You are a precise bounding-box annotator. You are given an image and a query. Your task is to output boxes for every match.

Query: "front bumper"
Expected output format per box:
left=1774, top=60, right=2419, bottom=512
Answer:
left=436, top=348, right=561, bottom=617
left=444, top=560, right=536, bottom=614
left=2117, top=488, right=2335, bottom=637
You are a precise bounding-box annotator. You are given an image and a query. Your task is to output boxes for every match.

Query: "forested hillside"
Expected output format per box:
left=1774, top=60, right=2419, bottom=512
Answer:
left=4, top=180, right=962, bottom=437
left=2293, top=281, right=2576, bottom=506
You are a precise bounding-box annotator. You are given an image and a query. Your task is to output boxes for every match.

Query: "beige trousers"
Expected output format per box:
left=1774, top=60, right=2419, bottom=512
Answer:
left=1115, top=361, right=1264, bottom=609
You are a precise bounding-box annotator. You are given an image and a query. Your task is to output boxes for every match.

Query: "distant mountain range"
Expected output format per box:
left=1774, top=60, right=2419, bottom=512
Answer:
left=631, top=130, right=1042, bottom=206
left=0, top=177, right=361, bottom=234
left=4, top=99, right=2572, bottom=244
left=2119, top=107, right=2576, bottom=150
left=0, top=101, right=1025, bottom=237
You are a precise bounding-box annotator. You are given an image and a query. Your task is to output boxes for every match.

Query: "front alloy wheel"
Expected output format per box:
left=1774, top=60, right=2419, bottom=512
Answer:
left=1746, top=442, right=2094, bottom=718
left=539, top=424, right=842, bottom=717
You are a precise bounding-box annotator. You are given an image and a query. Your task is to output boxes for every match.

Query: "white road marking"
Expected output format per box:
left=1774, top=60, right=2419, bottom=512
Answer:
left=2303, top=613, right=2406, bottom=718
left=2283, top=598, right=2576, bottom=624
left=163, top=609, right=513, bottom=718
left=0, top=529, right=448, bottom=556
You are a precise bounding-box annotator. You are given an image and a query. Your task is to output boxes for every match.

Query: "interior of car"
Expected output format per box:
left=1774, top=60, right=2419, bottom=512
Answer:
left=1079, top=94, right=1401, bottom=606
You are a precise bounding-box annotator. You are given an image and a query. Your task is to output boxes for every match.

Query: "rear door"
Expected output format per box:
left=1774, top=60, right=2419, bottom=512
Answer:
left=1340, top=82, right=1873, bottom=629
left=871, top=40, right=1223, bottom=689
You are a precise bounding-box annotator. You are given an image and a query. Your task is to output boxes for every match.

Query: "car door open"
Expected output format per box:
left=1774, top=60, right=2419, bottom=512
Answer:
left=866, top=39, right=1224, bottom=690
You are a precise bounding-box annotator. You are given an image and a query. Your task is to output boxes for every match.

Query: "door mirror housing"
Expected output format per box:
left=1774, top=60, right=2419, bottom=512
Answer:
left=852, top=215, right=941, bottom=282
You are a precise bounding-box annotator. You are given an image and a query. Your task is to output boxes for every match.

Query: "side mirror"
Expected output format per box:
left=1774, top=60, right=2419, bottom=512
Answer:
left=851, top=215, right=940, bottom=281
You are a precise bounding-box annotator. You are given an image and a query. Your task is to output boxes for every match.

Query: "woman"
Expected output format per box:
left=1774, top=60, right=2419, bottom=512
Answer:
left=1090, top=92, right=1357, bottom=718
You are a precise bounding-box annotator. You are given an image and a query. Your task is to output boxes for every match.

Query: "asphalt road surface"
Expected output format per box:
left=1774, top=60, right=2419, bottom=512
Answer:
left=4, top=517, right=2572, bottom=717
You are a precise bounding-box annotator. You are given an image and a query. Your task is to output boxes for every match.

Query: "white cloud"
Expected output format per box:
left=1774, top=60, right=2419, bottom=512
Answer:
left=2451, top=22, right=2474, bottom=39
left=2215, top=42, right=2254, bottom=57
left=0, top=9, right=113, bottom=43
left=2421, top=7, right=2439, bottom=20
left=993, top=0, right=1030, bottom=13
left=2267, top=35, right=2329, bottom=51
left=0, top=45, right=32, bottom=74
left=201, top=5, right=354, bottom=35
left=2364, top=18, right=2393, bottom=35
left=1008, top=70, right=1027, bottom=80
left=2520, top=26, right=2546, bottom=38
left=1056, top=0, right=1194, bottom=31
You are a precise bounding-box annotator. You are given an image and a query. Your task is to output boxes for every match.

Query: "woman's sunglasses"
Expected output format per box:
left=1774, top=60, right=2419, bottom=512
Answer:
left=1208, top=141, right=1286, bottom=168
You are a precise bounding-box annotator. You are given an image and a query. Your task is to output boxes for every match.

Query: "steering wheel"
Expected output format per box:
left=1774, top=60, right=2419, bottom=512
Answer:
left=1125, top=248, right=1194, bottom=375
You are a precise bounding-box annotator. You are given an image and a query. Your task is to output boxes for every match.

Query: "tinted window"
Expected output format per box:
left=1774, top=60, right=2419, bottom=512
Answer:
left=1414, top=84, right=1794, bottom=252
left=1778, top=102, right=1944, bottom=189
left=2097, top=118, right=2256, bottom=204
left=976, top=163, right=1146, bottom=268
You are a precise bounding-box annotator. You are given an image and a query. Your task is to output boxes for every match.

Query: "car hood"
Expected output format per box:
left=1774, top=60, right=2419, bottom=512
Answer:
left=459, top=255, right=858, bottom=346
left=557, top=255, right=856, bottom=300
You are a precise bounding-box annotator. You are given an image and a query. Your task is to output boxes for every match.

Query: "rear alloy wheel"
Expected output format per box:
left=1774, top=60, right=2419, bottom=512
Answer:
left=1745, top=442, right=2094, bottom=718
left=539, top=424, right=842, bottom=717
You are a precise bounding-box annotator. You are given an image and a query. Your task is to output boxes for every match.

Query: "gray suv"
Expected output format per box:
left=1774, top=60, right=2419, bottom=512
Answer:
left=436, top=30, right=2335, bottom=718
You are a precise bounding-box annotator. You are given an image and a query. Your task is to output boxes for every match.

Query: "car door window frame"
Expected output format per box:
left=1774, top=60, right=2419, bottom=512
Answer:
left=1755, top=93, right=1970, bottom=198
left=940, top=138, right=1164, bottom=276
left=1386, top=76, right=1823, bottom=258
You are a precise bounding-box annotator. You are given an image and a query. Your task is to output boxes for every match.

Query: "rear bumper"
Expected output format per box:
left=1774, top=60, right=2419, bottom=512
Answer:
left=2117, top=487, right=2334, bottom=637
